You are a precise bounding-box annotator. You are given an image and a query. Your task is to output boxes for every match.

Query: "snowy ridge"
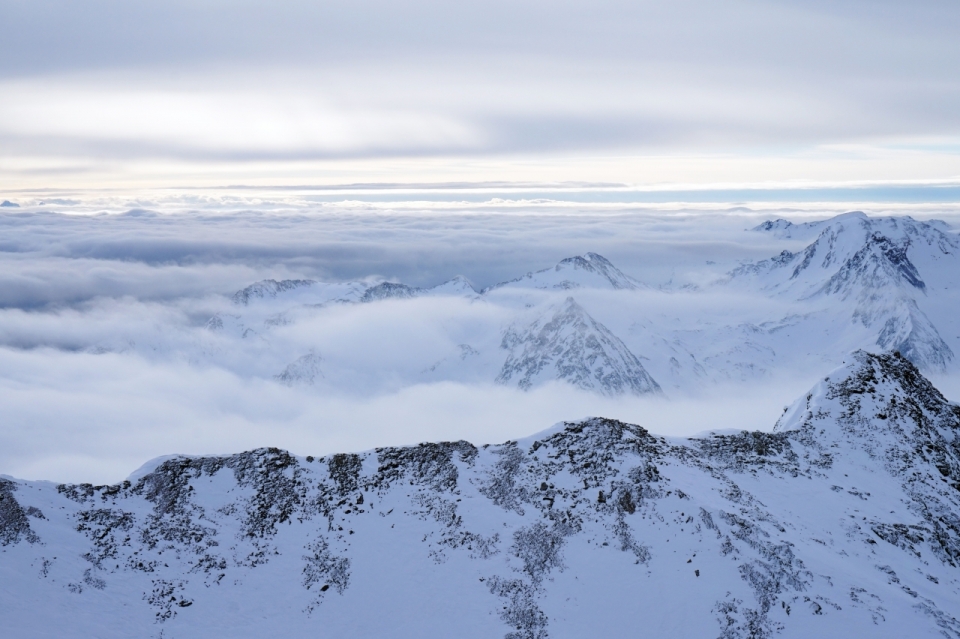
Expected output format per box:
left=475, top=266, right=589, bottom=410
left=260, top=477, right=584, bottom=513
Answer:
left=731, top=213, right=957, bottom=372
left=231, top=279, right=317, bottom=305
left=485, top=252, right=642, bottom=292
left=732, top=212, right=956, bottom=296
left=3, top=352, right=960, bottom=638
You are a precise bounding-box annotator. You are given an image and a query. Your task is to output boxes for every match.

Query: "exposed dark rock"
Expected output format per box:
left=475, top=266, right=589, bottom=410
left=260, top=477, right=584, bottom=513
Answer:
left=0, top=478, right=39, bottom=545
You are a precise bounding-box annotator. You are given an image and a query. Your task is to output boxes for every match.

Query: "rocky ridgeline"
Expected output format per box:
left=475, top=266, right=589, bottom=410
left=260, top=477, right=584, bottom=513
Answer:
left=2, top=352, right=959, bottom=638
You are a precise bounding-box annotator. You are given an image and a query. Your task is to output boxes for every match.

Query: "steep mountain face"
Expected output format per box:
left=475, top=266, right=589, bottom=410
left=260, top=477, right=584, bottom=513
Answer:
left=487, top=252, right=642, bottom=292
left=733, top=213, right=956, bottom=372
left=2, top=352, right=959, bottom=638
left=497, top=297, right=661, bottom=396
left=735, top=212, right=956, bottom=297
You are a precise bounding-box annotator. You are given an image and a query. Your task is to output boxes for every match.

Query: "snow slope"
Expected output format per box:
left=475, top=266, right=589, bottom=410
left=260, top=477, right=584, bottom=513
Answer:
left=2, top=352, right=959, bottom=638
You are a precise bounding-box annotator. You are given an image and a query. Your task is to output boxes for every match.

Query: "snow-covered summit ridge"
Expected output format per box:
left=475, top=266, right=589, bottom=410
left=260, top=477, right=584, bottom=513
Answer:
left=230, top=253, right=633, bottom=307
left=485, top=252, right=642, bottom=292
left=731, top=213, right=957, bottom=373
left=752, top=211, right=955, bottom=244
left=734, top=213, right=956, bottom=293
left=232, top=279, right=316, bottom=305
left=4, top=353, right=960, bottom=638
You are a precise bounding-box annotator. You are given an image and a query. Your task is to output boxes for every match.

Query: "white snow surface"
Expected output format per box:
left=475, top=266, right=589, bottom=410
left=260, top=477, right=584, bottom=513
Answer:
left=2, top=351, right=960, bottom=638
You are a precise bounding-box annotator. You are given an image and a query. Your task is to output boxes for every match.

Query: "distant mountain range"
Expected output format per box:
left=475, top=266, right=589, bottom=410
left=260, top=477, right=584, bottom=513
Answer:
left=194, top=212, right=957, bottom=396
left=3, top=352, right=959, bottom=638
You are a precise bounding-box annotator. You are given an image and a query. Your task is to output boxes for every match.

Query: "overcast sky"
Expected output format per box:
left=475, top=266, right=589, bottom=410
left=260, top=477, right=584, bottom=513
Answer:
left=3, top=0, right=960, bottom=190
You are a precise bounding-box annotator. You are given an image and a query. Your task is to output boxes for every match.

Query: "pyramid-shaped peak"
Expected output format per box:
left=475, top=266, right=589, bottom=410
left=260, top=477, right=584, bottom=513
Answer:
left=776, top=350, right=956, bottom=438
left=553, top=253, right=639, bottom=290
left=497, top=296, right=661, bottom=396
left=427, top=275, right=478, bottom=296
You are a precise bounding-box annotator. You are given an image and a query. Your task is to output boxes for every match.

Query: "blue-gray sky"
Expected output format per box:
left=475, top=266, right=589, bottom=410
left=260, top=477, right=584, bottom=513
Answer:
left=2, top=0, right=960, bottom=190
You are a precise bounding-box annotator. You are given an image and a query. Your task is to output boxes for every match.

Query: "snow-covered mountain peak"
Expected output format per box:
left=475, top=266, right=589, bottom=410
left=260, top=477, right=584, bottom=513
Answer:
left=232, top=279, right=316, bottom=305
left=729, top=220, right=930, bottom=300
left=810, top=231, right=926, bottom=299
left=275, top=352, right=324, bottom=386
left=729, top=220, right=955, bottom=372
left=777, top=350, right=956, bottom=439
left=423, top=275, right=478, bottom=297
left=497, top=297, right=661, bottom=396
left=554, top=252, right=639, bottom=290
left=752, top=211, right=957, bottom=253
left=487, top=252, right=641, bottom=292
left=751, top=218, right=795, bottom=233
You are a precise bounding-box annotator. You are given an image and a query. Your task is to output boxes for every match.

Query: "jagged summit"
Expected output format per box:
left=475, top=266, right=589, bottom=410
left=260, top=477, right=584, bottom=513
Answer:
left=751, top=211, right=955, bottom=252
left=777, top=350, right=957, bottom=440
left=232, top=279, right=316, bottom=305
left=775, top=350, right=960, bottom=561
left=486, top=252, right=642, bottom=292
left=732, top=213, right=954, bottom=295
left=813, top=232, right=926, bottom=297
left=751, top=218, right=794, bottom=232
left=359, top=281, right=420, bottom=302
left=3, top=354, right=960, bottom=637
left=730, top=213, right=956, bottom=372
left=497, top=297, right=661, bottom=396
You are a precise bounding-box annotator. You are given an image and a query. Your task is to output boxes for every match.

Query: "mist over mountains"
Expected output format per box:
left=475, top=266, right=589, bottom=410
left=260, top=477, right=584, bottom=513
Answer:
left=1, top=207, right=959, bottom=637
left=0, top=208, right=957, bottom=486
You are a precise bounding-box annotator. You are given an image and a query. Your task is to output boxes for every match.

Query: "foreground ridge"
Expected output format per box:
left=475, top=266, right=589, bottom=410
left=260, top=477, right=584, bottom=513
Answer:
left=2, top=352, right=959, bottom=638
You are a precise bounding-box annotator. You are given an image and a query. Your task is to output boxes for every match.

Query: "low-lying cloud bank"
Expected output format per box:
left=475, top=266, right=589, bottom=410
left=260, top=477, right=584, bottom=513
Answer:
left=0, top=345, right=823, bottom=484
left=0, top=206, right=956, bottom=484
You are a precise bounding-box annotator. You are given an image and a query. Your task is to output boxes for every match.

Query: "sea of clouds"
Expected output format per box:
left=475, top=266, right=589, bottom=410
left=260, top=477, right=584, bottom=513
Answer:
left=2, top=200, right=958, bottom=484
